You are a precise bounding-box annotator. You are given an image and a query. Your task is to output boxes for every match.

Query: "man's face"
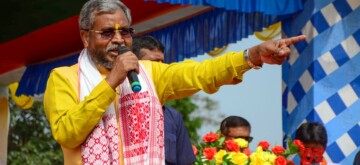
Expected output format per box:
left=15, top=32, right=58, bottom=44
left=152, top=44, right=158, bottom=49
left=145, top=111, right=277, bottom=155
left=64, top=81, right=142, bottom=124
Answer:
left=139, top=48, right=164, bottom=63
left=81, top=8, right=133, bottom=70
left=225, top=126, right=251, bottom=142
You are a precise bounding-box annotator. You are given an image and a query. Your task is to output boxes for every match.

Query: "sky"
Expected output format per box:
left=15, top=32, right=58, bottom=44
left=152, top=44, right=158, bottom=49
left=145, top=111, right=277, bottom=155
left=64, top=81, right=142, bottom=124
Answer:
left=188, top=35, right=283, bottom=150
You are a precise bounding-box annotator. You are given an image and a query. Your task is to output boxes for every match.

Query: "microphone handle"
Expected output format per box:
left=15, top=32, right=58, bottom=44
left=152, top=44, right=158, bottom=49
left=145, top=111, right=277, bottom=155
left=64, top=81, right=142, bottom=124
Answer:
left=117, top=46, right=142, bottom=92
left=127, top=71, right=141, bottom=92
left=118, top=46, right=142, bottom=93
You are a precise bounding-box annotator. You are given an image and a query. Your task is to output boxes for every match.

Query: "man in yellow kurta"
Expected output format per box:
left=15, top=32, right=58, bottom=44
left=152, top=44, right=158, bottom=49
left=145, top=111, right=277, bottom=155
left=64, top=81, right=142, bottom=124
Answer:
left=43, top=0, right=306, bottom=164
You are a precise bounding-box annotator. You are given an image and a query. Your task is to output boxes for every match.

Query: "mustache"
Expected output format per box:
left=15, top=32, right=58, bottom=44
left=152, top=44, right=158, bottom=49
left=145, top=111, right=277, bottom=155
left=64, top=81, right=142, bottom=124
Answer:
left=105, top=44, right=121, bottom=52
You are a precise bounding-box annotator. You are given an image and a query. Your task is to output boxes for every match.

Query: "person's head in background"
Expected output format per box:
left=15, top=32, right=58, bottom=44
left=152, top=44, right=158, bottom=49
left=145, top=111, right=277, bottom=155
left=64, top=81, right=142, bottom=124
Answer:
left=131, top=36, right=165, bottom=62
left=220, top=116, right=252, bottom=143
left=295, top=122, right=327, bottom=165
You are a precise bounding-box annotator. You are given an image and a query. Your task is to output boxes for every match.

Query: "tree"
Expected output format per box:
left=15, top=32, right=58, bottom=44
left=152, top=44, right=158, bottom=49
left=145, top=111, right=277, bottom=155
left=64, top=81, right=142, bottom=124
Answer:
left=166, top=94, right=224, bottom=143
left=7, top=100, right=63, bottom=165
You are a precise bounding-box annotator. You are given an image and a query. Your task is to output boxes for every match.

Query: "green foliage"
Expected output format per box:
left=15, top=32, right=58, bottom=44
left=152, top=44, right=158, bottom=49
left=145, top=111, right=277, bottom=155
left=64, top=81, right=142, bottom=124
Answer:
left=284, top=135, right=301, bottom=157
left=8, top=100, right=63, bottom=165
left=166, top=97, right=202, bottom=142
left=166, top=95, right=222, bottom=143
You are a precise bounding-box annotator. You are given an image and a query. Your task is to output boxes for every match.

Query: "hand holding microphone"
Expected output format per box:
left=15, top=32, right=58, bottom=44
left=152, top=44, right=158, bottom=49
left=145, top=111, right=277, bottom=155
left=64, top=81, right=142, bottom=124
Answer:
left=118, top=46, right=142, bottom=93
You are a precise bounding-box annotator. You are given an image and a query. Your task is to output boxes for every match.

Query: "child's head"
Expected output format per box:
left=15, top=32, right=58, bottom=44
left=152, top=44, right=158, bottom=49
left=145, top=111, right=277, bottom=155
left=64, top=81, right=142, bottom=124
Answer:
left=295, top=122, right=327, bottom=148
left=295, top=122, right=327, bottom=165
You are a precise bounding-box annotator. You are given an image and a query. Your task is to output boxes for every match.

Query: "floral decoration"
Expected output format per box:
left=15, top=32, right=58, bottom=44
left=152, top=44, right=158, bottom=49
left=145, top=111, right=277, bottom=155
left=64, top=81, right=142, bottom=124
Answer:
left=193, top=131, right=304, bottom=165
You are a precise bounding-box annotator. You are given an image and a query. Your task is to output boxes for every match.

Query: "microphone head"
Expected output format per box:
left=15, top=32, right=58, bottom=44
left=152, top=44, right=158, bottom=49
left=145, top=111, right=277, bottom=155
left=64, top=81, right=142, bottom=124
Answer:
left=118, top=46, right=130, bottom=55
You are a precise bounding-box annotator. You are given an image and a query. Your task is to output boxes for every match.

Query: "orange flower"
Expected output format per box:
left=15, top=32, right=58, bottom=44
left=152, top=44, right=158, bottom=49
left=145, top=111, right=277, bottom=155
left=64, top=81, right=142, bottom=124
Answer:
left=258, top=141, right=270, bottom=150
left=203, top=147, right=217, bottom=160
left=202, top=132, right=219, bottom=143
left=225, top=140, right=240, bottom=152
left=192, top=145, right=198, bottom=155
left=275, top=156, right=287, bottom=165
left=272, top=146, right=285, bottom=155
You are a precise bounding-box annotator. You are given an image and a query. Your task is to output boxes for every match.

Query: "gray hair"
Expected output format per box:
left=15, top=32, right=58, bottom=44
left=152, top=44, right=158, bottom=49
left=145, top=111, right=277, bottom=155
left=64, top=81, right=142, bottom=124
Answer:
left=79, top=0, right=132, bottom=30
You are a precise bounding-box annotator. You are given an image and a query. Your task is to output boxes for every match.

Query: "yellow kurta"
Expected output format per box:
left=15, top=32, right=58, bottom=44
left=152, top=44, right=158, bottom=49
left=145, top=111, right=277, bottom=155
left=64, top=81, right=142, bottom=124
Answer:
left=43, top=51, right=250, bottom=164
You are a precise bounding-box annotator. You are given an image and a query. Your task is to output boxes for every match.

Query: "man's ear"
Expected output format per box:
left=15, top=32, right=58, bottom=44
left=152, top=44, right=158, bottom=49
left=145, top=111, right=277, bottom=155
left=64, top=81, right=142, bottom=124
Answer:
left=80, top=30, right=89, bottom=48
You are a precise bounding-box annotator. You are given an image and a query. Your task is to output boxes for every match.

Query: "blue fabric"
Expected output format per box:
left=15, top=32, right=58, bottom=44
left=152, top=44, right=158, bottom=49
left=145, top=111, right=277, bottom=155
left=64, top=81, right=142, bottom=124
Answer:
left=16, top=54, right=79, bottom=96
left=282, top=0, right=360, bottom=163
left=163, top=105, right=195, bottom=165
left=149, top=8, right=278, bottom=63
left=148, top=0, right=303, bottom=15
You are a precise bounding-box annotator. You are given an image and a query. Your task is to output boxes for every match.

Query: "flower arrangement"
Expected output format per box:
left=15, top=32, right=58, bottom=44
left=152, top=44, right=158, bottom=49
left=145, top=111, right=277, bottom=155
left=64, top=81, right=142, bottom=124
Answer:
left=193, top=131, right=304, bottom=165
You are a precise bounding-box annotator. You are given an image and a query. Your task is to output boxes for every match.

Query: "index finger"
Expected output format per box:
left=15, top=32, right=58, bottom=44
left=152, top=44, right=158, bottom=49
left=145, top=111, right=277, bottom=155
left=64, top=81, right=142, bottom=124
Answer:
left=284, top=35, right=306, bottom=46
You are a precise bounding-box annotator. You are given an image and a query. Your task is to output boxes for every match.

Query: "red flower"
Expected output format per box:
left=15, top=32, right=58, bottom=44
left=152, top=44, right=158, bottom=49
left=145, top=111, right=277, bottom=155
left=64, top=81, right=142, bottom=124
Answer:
left=192, top=145, right=198, bottom=155
left=242, top=147, right=251, bottom=156
left=202, top=132, right=219, bottom=143
left=225, top=140, right=239, bottom=152
left=313, top=147, right=325, bottom=162
left=258, top=141, right=270, bottom=150
left=287, top=160, right=295, bottom=165
left=272, top=146, right=285, bottom=155
left=275, top=156, right=287, bottom=165
left=300, top=159, right=311, bottom=165
left=203, top=147, right=217, bottom=160
left=293, top=139, right=305, bottom=152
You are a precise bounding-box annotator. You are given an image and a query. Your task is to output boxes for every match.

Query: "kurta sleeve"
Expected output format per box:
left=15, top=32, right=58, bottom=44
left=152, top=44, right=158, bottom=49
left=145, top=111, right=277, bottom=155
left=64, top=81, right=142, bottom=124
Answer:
left=151, top=51, right=250, bottom=104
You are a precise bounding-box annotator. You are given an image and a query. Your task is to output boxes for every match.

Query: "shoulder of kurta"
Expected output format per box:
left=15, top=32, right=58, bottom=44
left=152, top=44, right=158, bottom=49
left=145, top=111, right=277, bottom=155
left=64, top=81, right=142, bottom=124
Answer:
left=50, top=64, right=79, bottom=97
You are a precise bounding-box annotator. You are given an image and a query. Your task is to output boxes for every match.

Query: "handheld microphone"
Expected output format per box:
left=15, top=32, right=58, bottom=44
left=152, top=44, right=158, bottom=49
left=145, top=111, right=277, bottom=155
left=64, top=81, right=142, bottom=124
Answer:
left=118, top=46, right=142, bottom=93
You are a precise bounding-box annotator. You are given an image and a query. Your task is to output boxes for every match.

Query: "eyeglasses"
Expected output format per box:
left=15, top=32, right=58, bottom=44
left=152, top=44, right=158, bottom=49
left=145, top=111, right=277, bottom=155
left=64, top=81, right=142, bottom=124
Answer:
left=233, top=136, right=253, bottom=143
left=88, top=27, right=135, bottom=40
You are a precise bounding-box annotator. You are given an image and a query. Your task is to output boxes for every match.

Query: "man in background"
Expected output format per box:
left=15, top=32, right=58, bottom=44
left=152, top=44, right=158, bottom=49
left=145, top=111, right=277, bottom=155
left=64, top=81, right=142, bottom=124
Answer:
left=220, top=116, right=252, bottom=154
left=220, top=116, right=252, bottom=142
left=132, top=35, right=196, bottom=165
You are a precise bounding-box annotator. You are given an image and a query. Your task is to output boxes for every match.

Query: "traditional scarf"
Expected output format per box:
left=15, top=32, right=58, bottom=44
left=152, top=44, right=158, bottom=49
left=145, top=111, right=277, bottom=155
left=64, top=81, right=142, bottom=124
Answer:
left=78, top=49, right=164, bottom=164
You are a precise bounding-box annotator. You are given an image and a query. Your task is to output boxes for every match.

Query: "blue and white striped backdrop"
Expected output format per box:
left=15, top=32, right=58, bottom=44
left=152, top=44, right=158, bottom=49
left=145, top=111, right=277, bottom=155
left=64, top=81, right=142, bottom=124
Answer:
left=281, top=0, right=360, bottom=164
